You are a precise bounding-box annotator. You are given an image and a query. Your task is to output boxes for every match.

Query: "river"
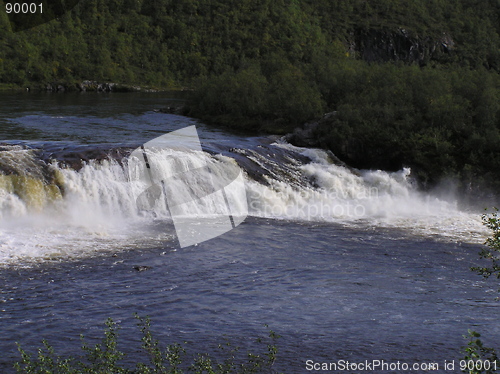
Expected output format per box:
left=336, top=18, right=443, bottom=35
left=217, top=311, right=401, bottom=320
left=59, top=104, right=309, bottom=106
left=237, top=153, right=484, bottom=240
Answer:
left=0, top=92, right=497, bottom=373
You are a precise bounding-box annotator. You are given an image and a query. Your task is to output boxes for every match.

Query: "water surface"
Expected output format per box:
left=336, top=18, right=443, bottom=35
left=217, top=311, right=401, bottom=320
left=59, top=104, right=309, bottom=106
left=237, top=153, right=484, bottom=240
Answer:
left=0, top=92, right=497, bottom=373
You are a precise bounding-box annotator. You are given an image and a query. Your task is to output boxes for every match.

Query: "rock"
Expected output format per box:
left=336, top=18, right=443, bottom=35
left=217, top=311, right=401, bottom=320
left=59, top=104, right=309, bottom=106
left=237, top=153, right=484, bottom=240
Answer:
left=285, top=121, right=321, bottom=148
left=155, top=105, right=186, bottom=115
left=76, top=81, right=114, bottom=92
left=134, top=265, right=152, bottom=272
left=323, top=111, right=337, bottom=120
left=154, top=99, right=187, bottom=115
left=350, top=28, right=454, bottom=65
left=285, top=112, right=340, bottom=148
left=42, top=81, right=156, bottom=93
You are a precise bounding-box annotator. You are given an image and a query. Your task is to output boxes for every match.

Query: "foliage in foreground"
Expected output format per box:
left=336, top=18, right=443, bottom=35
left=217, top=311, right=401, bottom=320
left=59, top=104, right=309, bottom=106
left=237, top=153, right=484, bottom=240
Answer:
left=14, top=316, right=281, bottom=374
left=463, top=330, right=499, bottom=374
left=473, top=209, right=500, bottom=291
left=462, top=210, right=500, bottom=373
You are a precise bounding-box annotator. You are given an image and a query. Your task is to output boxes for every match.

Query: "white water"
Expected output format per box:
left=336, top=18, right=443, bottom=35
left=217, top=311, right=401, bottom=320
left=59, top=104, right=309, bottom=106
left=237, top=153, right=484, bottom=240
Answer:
left=0, top=142, right=488, bottom=265
left=251, top=143, right=487, bottom=241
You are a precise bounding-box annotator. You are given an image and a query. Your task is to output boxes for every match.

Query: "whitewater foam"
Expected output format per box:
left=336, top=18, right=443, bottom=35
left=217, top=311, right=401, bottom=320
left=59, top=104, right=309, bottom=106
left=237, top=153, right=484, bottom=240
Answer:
left=0, top=141, right=489, bottom=265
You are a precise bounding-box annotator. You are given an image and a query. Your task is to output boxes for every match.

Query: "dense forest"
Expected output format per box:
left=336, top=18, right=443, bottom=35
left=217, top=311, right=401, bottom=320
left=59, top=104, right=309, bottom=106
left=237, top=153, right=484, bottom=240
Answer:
left=1, top=0, right=500, bottom=193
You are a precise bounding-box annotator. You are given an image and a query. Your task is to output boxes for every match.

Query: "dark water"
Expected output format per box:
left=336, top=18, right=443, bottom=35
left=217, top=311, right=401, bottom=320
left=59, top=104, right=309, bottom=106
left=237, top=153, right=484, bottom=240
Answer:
left=0, top=92, right=498, bottom=373
left=0, top=91, right=253, bottom=146
left=1, top=218, right=497, bottom=373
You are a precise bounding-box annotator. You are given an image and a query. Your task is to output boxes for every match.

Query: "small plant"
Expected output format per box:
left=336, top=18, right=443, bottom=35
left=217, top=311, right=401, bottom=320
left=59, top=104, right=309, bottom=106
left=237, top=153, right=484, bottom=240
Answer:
left=462, top=210, right=500, bottom=374
left=135, top=314, right=185, bottom=374
left=14, top=316, right=281, bottom=374
left=79, top=318, right=128, bottom=373
left=15, top=340, right=75, bottom=374
left=472, top=209, right=500, bottom=291
left=462, top=330, right=499, bottom=374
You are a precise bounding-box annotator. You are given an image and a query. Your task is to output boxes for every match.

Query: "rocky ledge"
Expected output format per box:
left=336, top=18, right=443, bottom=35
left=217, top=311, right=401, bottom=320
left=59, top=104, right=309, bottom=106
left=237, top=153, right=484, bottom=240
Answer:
left=43, top=81, right=158, bottom=93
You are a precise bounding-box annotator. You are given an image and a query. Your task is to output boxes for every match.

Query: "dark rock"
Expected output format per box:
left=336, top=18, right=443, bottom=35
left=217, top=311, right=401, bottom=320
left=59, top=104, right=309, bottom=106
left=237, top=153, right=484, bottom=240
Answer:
left=158, top=106, right=176, bottom=114
left=42, top=81, right=156, bottom=93
left=323, top=111, right=337, bottom=120
left=76, top=81, right=117, bottom=92
left=284, top=112, right=361, bottom=174
left=154, top=100, right=187, bottom=115
left=350, top=28, right=454, bottom=65
left=285, top=121, right=321, bottom=148
left=134, top=265, right=152, bottom=272
left=39, top=144, right=135, bottom=171
left=285, top=112, right=338, bottom=148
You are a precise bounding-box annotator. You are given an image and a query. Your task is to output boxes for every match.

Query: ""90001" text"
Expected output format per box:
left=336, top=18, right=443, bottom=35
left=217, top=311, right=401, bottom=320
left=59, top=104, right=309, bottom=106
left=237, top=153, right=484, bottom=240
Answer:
left=5, top=3, right=43, bottom=14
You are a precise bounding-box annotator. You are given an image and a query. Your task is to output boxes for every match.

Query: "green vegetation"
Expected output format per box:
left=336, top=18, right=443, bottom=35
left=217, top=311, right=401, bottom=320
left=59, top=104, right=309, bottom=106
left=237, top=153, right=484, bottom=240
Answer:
left=2, top=0, right=500, bottom=87
left=311, top=64, right=500, bottom=189
left=1, top=0, right=500, bottom=187
left=463, top=330, right=499, bottom=374
left=462, top=210, right=500, bottom=374
left=15, top=315, right=281, bottom=373
left=473, top=210, right=500, bottom=292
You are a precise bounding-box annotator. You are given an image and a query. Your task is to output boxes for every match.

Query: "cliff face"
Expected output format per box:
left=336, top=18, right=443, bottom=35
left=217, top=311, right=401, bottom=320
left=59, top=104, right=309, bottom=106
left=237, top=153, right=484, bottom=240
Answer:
left=348, top=28, right=454, bottom=65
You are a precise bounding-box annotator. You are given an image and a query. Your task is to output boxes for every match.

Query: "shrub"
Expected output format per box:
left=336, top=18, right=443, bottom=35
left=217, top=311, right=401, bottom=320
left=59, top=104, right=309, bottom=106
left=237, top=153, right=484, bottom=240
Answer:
left=14, top=316, right=281, bottom=374
left=472, top=209, right=500, bottom=291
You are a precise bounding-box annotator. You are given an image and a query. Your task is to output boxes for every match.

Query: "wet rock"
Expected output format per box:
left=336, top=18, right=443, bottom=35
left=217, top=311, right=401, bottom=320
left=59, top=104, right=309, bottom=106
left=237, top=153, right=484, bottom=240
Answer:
left=285, top=112, right=339, bottom=148
left=154, top=100, right=187, bottom=115
left=134, top=266, right=152, bottom=272
left=285, top=121, right=320, bottom=148
left=39, top=144, right=135, bottom=170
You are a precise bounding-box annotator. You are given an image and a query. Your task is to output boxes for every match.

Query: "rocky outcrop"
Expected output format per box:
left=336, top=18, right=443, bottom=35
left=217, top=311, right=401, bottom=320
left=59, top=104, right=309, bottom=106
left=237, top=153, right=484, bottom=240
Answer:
left=284, top=121, right=321, bottom=148
left=43, top=81, right=156, bottom=92
left=153, top=100, right=188, bottom=115
left=38, top=143, right=135, bottom=170
left=348, top=28, right=454, bottom=65
left=76, top=81, right=118, bottom=92
left=285, top=112, right=338, bottom=149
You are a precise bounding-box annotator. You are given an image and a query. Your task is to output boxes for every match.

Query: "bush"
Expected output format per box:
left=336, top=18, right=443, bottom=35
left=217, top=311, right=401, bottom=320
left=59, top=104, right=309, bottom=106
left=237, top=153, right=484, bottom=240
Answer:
left=14, top=316, right=281, bottom=374
left=472, top=210, right=500, bottom=292
left=462, top=330, right=499, bottom=374
left=188, top=60, right=323, bottom=133
left=461, top=210, right=500, bottom=374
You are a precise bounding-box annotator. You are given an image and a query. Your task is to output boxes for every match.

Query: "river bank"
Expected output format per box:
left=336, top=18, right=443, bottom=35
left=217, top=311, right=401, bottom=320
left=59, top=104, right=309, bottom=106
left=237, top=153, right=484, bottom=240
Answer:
left=0, top=80, right=173, bottom=93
